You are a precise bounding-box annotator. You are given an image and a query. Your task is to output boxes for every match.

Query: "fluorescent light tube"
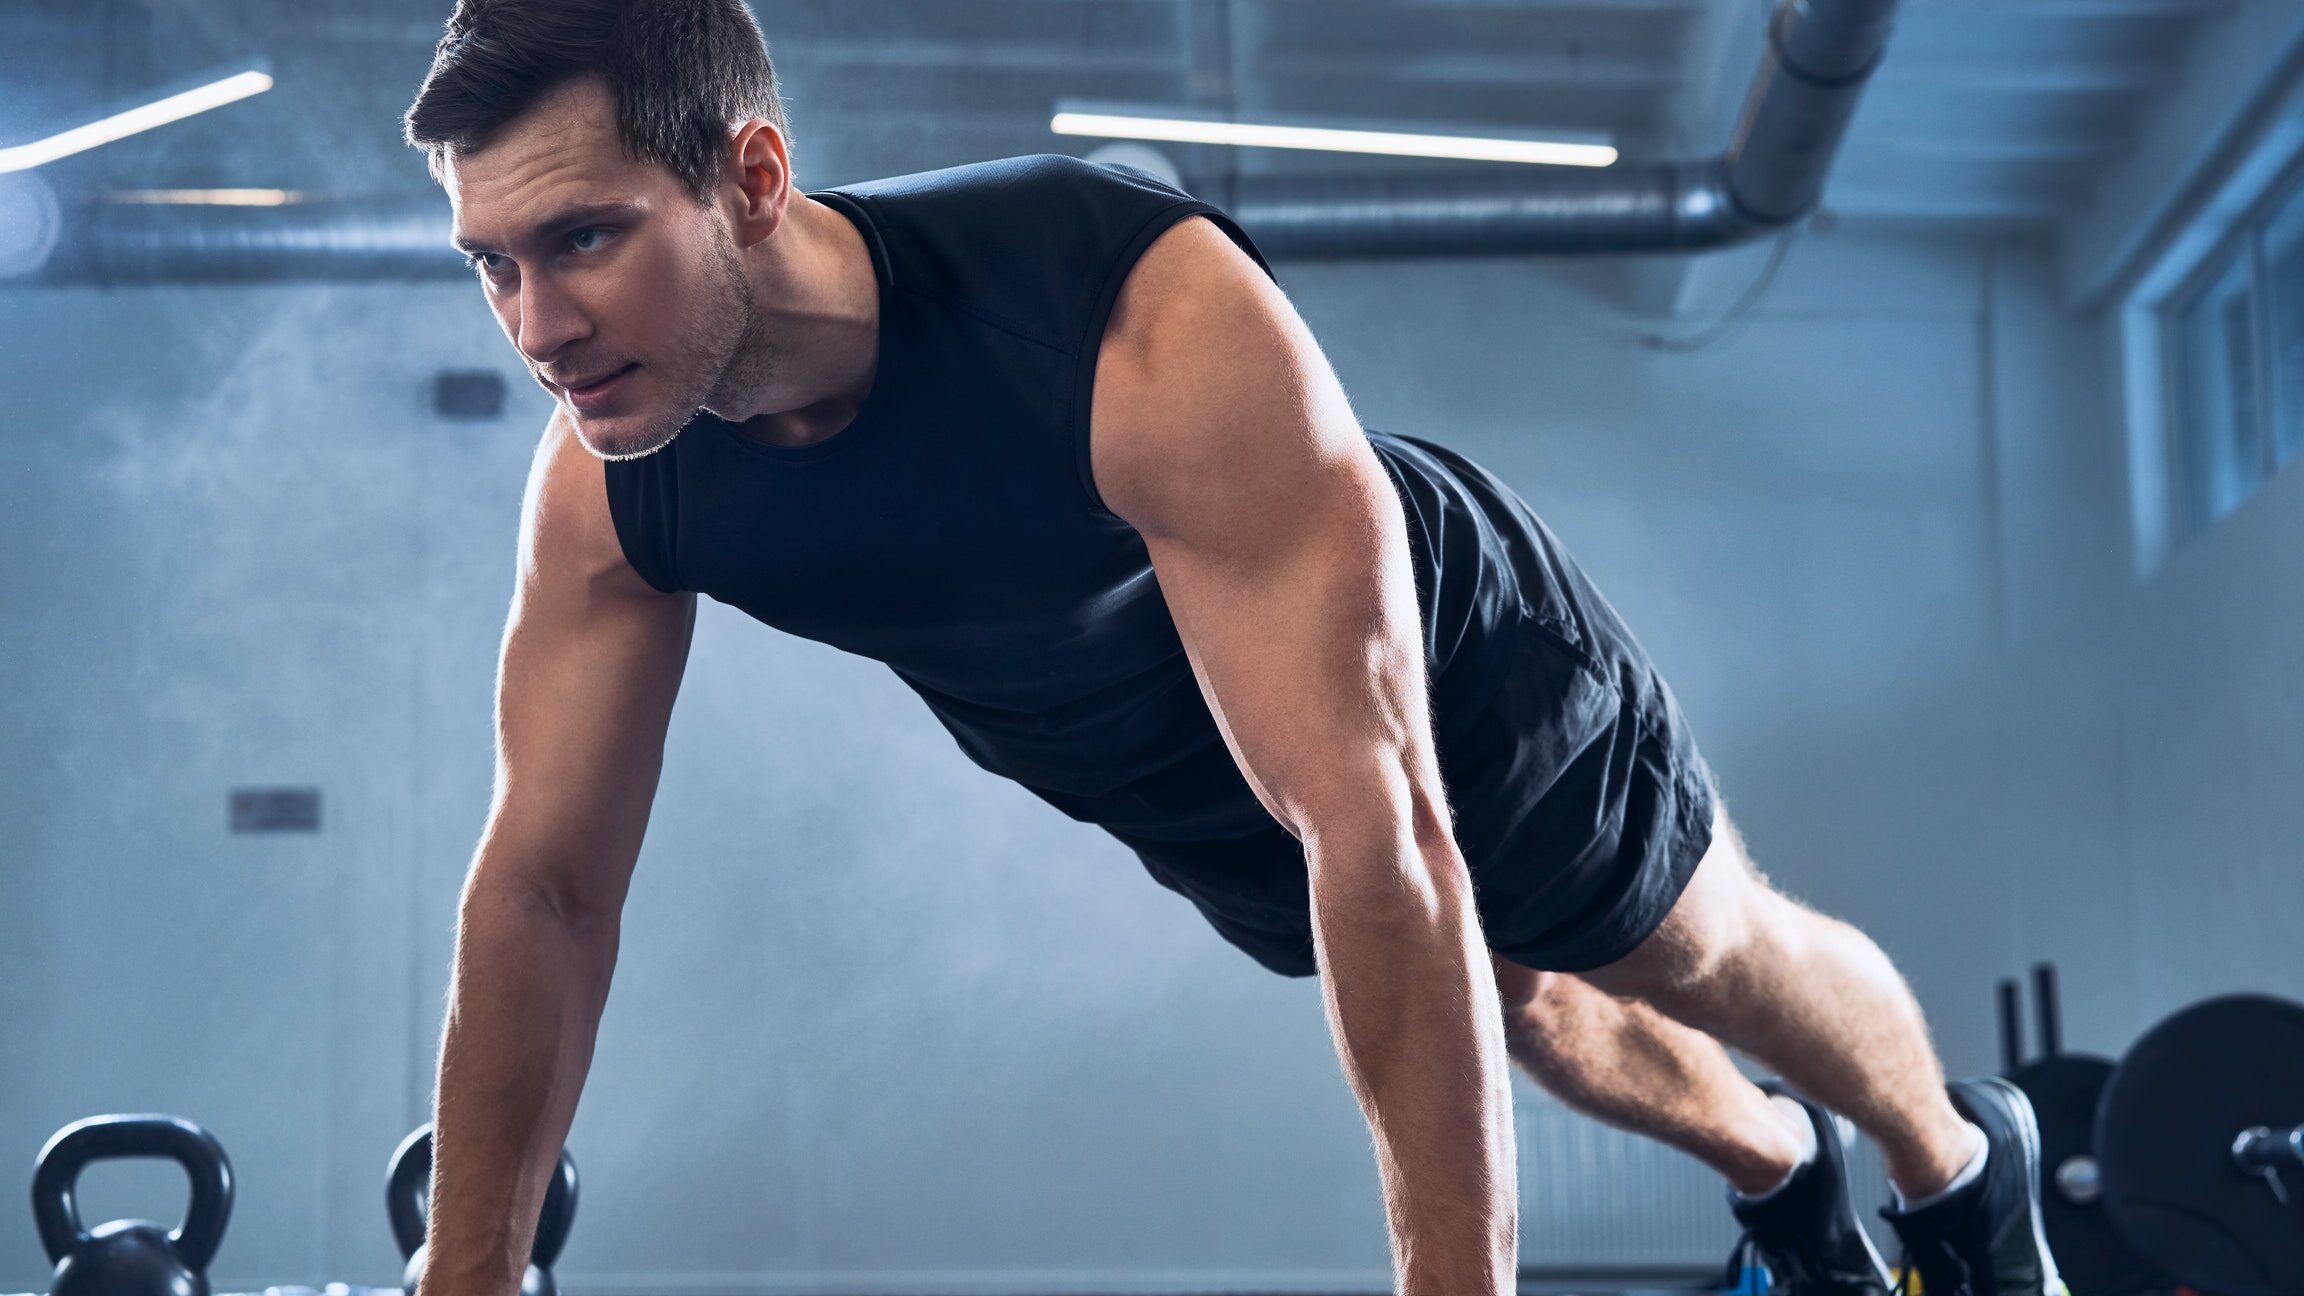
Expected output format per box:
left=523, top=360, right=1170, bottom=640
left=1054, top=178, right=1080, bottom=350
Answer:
left=104, top=188, right=303, bottom=206
left=1051, top=110, right=1615, bottom=168
left=0, top=70, right=274, bottom=175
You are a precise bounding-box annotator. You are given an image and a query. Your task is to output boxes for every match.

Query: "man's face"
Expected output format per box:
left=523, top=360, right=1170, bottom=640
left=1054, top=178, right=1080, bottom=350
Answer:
left=445, top=77, right=763, bottom=460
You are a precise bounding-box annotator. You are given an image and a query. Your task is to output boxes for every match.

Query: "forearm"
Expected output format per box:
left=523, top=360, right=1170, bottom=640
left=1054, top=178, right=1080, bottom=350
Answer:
left=1309, top=821, right=1517, bottom=1296
left=423, top=867, right=620, bottom=1295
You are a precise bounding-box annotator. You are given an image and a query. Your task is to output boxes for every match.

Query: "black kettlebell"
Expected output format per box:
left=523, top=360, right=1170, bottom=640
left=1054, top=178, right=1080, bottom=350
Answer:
left=387, top=1124, right=577, bottom=1296
left=32, top=1113, right=235, bottom=1296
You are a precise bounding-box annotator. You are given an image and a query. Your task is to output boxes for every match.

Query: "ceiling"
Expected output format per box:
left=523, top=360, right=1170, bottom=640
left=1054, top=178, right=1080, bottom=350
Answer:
left=0, top=0, right=2245, bottom=234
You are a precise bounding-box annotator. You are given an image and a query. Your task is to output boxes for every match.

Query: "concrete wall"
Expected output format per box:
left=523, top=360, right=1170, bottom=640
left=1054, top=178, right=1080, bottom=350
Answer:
left=0, top=224, right=2070, bottom=1292
left=1989, top=286, right=2304, bottom=1047
left=2114, top=469, right=2304, bottom=1016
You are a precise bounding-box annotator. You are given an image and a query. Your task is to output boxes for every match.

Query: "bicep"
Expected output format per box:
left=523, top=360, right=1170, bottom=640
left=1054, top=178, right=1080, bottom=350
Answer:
left=1090, top=219, right=1442, bottom=846
left=482, top=415, right=696, bottom=915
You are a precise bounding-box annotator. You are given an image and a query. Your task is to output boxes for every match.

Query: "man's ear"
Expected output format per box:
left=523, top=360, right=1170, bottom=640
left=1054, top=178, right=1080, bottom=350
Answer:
left=724, top=118, right=792, bottom=248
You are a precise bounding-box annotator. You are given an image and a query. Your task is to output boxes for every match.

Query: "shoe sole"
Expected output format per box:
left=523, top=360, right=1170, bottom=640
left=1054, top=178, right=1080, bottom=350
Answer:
left=1963, top=1075, right=2069, bottom=1296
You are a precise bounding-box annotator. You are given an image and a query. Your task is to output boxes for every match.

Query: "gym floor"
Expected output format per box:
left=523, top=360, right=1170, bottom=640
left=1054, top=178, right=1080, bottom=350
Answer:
left=4, top=1, right=2302, bottom=1294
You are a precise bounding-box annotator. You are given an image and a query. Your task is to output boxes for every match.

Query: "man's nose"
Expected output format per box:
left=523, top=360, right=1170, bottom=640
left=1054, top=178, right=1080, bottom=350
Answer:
left=515, top=276, right=590, bottom=369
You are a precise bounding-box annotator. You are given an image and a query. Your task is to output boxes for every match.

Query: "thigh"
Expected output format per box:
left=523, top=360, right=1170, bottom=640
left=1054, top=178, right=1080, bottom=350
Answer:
left=1577, top=801, right=1766, bottom=1001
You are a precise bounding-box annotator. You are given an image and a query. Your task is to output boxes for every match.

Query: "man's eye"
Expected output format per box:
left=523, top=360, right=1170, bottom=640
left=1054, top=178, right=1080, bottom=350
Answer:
left=569, top=227, right=612, bottom=253
left=467, top=252, right=509, bottom=275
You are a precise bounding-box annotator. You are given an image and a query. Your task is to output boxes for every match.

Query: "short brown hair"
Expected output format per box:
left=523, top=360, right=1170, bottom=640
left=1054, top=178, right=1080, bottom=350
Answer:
left=402, top=0, right=789, bottom=199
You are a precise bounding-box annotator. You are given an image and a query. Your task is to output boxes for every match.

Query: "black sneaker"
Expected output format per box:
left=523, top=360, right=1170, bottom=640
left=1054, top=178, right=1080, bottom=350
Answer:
left=1878, top=1076, right=2067, bottom=1296
left=1722, top=1085, right=1893, bottom=1296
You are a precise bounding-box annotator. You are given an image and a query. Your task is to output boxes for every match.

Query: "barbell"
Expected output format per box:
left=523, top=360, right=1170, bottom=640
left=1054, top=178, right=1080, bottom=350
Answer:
left=2095, top=993, right=2304, bottom=1296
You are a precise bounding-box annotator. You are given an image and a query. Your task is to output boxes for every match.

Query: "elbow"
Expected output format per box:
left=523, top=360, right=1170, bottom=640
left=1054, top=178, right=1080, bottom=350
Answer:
left=1296, top=778, right=1467, bottom=926
left=1287, top=754, right=1455, bottom=858
left=524, top=881, right=622, bottom=937
left=462, top=856, right=625, bottom=941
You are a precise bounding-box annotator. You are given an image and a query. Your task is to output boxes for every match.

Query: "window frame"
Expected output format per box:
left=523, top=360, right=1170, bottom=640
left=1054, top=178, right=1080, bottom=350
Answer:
left=2153, top=147, right=2304, bottom=547
left=2159, top=228, right=2257, bottom=533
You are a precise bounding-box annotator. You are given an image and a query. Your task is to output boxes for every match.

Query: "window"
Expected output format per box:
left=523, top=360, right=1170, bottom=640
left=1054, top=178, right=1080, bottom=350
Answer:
left=2264, top=183, right=2304, bottom=467
left=2169, top=245, right=2263, bottom=530
left=2160, top=158, right=2304, bottom=540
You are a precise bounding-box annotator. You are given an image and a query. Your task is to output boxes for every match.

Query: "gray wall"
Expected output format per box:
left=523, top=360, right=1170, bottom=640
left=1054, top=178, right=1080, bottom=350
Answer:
left=2, top=224, right=2097, bottom=1292
left=1989, top=265, right=2304, bottom=1046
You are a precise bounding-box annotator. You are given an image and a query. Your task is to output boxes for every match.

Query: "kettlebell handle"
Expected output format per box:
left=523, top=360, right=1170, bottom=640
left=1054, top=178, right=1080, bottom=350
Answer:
left=31, top=1114, right=234, bottom=1270
left=386, top=1125, right=578, bottom=1268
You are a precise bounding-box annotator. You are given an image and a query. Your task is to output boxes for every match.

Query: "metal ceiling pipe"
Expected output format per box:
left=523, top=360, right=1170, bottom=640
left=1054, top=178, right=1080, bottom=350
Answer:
left=1725, top=0, right=1900, bottom=226
left=11, top=0, right=1897, bottom=283
left=1207, top=160, right=1739, bottom=259
left=32, top=197, right=461, bottom=285
left=1220, top=0, right=1900, bottom=257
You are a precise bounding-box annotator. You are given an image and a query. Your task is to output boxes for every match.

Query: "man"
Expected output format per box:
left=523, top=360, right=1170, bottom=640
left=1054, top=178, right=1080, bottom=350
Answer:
left=400, top=2, right=2063, bottom=1294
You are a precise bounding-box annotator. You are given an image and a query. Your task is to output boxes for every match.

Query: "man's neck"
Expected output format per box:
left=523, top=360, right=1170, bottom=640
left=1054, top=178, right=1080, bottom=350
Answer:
left=712, top=195, right=882, bottom=450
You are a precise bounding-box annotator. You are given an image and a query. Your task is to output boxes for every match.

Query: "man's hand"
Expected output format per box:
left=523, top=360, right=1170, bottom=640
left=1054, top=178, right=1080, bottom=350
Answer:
left=1089, top=215, right=1518, bottom=1295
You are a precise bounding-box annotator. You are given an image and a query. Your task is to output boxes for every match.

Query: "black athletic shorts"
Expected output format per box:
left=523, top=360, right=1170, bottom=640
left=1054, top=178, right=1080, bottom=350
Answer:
left=1102, top=446, right=1716, bottom=978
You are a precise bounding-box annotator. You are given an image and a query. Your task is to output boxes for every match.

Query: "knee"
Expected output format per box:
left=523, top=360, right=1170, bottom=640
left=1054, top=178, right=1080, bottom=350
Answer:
left=1494, top=961, right=1571, bottom=1041
left=1500, top=970, right=1611, bottom=1083
left=1505, top=969, right=1569, bottom=1024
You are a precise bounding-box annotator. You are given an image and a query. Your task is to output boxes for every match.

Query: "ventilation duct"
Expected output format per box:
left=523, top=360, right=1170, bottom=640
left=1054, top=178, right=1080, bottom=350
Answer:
left=12, top=0, right=1897, bottom=284
left=1217, top=0, right=1899, bottom=258
left=34, top=196, right=455, bottom=283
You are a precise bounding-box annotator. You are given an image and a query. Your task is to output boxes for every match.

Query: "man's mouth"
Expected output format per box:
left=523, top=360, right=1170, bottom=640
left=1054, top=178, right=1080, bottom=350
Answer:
left=560, top=362, right=637, bottom=395
left=552, top=357, right=635, bottom=408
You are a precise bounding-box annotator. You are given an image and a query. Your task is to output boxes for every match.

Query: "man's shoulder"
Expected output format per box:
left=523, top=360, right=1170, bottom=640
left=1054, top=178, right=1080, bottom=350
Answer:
left=814, top=154, right=1217, bottom=349
left=818, top=152, right=1182, bottom=210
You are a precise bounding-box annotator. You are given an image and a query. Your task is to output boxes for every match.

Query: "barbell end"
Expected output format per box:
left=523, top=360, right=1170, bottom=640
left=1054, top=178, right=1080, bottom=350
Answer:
left=2231, top=1125, right=2304, bottom=1172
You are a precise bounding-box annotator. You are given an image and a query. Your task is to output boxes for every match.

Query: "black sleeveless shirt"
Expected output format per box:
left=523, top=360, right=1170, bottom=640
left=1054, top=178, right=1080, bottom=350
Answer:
left=605, top=154, right=1528, bottom=843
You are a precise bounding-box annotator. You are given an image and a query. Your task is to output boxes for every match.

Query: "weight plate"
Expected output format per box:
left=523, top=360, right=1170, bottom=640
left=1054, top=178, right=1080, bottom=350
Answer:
left=2097, top=994, right=2304, bottom=1296
left=2010, top=1055, right=2159, bottom=1296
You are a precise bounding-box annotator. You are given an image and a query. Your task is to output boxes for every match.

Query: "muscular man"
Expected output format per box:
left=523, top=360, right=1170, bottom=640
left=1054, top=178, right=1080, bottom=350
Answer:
left=399, top=3, right=2062, bottom=1294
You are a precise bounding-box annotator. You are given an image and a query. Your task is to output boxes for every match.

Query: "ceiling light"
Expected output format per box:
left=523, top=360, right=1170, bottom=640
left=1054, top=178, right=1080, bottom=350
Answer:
left=1051, top=109, right=1615, bottom=168
left=104, top=188, right=303, bottom=206
left=0, top=70, right=274, bottom=175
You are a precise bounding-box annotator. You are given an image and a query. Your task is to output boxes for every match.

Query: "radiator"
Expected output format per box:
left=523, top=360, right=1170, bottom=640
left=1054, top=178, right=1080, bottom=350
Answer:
left=1515, top=1090, right=1898, bottom=1270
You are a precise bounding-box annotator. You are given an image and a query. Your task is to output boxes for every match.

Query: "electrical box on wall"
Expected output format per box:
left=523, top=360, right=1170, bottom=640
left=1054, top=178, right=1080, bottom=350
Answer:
left=229, top=787, right=321, bottom=833
left=431, top=369, right=508, bottom=420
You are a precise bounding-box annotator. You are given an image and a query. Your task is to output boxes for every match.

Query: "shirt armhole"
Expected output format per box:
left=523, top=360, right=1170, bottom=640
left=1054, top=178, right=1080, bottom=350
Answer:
left=602, top=451, right=685, bottom=595
left=1071, top=202, right=1275, bottom=522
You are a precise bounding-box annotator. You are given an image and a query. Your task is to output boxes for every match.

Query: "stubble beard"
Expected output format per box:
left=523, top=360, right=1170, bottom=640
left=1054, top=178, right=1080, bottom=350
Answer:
left=699, top=223, right=778, bottom=421
left=580, top=223, right=773, bottom=462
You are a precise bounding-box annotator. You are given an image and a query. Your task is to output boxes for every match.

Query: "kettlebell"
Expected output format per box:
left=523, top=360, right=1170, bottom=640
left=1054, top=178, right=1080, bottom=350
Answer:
left=32, top=1113, right=235, bottom=1296
left=386, top=1124, right=577, bottom=1296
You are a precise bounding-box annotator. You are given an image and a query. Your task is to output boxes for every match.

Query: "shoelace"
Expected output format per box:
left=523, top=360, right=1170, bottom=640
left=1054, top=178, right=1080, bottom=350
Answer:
left=1720, top=1228, right=1771, bottom=1294
left=1724, top=1221, right=1862, bottom=1294
left=1729, top=1216, right=1904, bottom=1296
left=1890, top=1234, right=1977, bottom=1296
